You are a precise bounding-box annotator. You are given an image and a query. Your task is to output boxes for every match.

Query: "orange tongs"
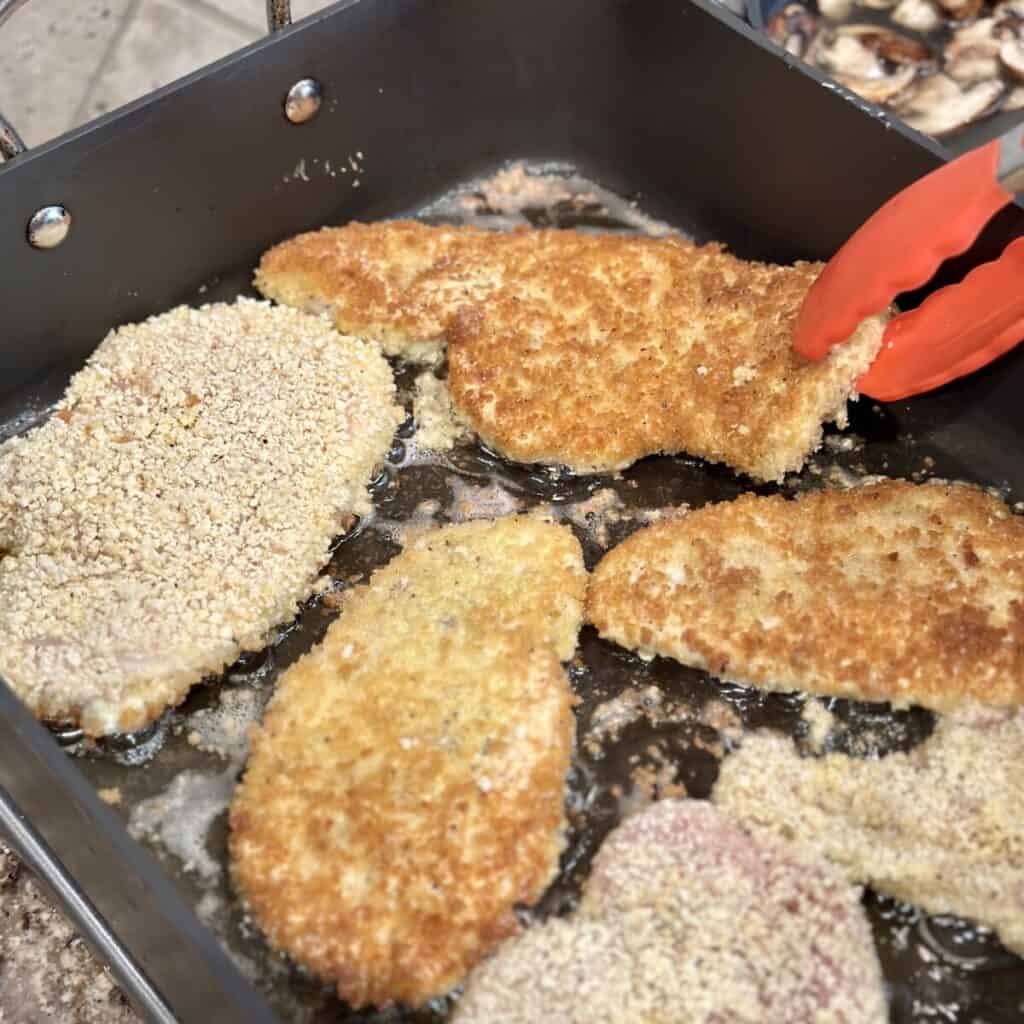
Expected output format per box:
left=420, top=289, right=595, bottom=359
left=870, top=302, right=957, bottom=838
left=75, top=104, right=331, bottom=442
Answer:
left=794, top=125, right=1024, bottom=402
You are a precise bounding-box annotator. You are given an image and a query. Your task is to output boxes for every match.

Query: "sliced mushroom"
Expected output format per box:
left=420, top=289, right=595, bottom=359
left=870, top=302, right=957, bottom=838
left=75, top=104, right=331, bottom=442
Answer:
left=767, top=3, right=819, bottom=58
left=892, top=0, right=944, bottom=31
left=818, top=0, right=855, bottom=17
left=936, top=0, right=985, bottom=19
left=811, top=32, right=917, bottom=101
left=945, top=19, right=1003, bottom=83
left=812, top=23, right=937, bottom=103
left=837, top=63, right=920, bottom=101
left=995, top=1, right=1024, bottom=43
left=1001, top=36, right=1024, bottom=79
left=995, top=0, right=1024, bottom=27
left=893, top=73, right=1005, bottom=136
left=814, top=31, right=886, bottom=77
left=1004, top=83, right=1024, bottom=108
left=838, top=23, right=935, bottom=64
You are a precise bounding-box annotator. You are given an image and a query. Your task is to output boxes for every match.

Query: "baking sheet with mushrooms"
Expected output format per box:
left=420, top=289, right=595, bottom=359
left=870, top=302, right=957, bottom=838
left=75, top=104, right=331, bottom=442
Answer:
left=767, top=0, right=1024, bottom=136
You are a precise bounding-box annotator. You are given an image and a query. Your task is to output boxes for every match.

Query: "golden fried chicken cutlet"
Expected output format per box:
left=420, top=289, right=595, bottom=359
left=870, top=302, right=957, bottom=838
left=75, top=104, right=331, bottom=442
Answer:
left=229, top=518, right=586, bottom=1009
left=455, top=800, right=887, bottom=1024
left=587, top=480, right=1024, bottom=712
left=255, top=221, right=885, bottom=481
left=0, top=299, right=400, bottom=736
left=714, top=706, right=1024, bottom=956
left=255, top=220, right=492, bottom=361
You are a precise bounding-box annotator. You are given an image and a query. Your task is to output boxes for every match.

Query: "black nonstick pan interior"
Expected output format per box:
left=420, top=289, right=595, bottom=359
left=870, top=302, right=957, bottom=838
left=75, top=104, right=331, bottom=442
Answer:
left=3, top=164, right=1022, bottom=1023
left=1, top=1, right=1023, bottom=1020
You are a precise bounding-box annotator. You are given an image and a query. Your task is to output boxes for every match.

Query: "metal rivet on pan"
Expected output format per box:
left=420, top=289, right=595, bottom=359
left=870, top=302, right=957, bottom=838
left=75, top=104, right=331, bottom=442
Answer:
left=27, top=205, right=71, bottom=249
left=284, top=78, right=322, bottom=124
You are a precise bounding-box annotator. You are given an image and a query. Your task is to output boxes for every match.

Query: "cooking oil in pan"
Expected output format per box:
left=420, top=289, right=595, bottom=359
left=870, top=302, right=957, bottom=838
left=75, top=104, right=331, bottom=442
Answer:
left=4, top=162, right=1022, bottom=1024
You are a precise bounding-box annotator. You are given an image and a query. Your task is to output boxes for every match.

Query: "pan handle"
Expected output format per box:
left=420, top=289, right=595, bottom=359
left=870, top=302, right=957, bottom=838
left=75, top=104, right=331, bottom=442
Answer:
left=0, top=110, right=26, bottom=161
left=0, top=0, right=297, bottom=161
left=0, top=0, right=28, bottom=159
left=267, top=0, right=292, bottom=32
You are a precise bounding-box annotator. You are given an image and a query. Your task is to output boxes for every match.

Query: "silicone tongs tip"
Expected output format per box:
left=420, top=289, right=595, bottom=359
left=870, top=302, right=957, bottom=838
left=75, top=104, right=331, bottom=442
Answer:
left=794, top=133, right=1024, bottom=402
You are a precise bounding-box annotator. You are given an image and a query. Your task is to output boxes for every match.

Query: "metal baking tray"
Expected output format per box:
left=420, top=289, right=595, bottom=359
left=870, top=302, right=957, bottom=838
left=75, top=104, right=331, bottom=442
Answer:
left=1, top=1, right=1023, bottom=1021
left=746, top=0, right=1024, bottom=155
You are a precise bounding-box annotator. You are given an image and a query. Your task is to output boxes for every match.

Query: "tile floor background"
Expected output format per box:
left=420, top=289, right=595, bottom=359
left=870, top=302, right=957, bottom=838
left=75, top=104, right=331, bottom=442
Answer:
left=1, top=8, right=333, bottom=1021
left=1, top=0, right=330, bottom=149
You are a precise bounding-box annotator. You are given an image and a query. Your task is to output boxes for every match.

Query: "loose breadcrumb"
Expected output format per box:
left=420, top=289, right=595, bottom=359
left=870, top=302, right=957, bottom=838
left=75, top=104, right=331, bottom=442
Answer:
left=0, top=299, right=401, bottom=735
left=412, top=371, right=471, bottom=451
left=230, top=518, right=587, bottom=1008
left=455, top=800, right=886, bottom=1023
left=588, top=479, right=1024, bottom=711
left=714, top=705, right=1024, bottom=956
left=801, top=700, right=836, bottom=753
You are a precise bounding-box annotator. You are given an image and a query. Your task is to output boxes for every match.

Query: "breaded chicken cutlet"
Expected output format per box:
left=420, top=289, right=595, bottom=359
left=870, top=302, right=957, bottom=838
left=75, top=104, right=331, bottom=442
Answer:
left=588, top=480, right=1024, bottom=712
left=256, top=220, right=493, bottom=361
left=229, top=518, right=587, bottom=1009
left=256, top=221, right=886, bottom=481
left=714, top=706, right=1024, bottom=956
left=0, top=299, right=400, bottom=736
left=455, top=800, right=887, bottom=1024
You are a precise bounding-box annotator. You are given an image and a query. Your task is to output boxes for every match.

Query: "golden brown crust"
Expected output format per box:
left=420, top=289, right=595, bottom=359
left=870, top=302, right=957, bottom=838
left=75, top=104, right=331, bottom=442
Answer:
left=254, top=220, right=494, bottom=360
left=445, top=231, right=883, bottom=480
left=587, top=480, right=1024, bottom=711
left=229, top=518, right=586, bottom=1008
left=255, top=222, right=885, bottom=481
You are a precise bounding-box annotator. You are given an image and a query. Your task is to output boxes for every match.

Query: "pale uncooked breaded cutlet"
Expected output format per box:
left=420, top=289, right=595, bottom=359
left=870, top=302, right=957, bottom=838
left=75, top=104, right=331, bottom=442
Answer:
left=229, top=518, right=586, bottom=1009
left=0, top=299, right=401, bottom=736
left=255, top=221, right=885, bottom=481
left=587, top=479, right=1024, bottom=712
left=714, top=705, right=1024, bottom=956
left=455, top=799, right=887, bottom=1024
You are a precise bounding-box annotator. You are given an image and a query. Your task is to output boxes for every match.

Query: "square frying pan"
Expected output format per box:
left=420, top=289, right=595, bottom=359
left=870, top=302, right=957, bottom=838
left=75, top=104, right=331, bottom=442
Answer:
left=0, top=1, right=1022, bottom=1021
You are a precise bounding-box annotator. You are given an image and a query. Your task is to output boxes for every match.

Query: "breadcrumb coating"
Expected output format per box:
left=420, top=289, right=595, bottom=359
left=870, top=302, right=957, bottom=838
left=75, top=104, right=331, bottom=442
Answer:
left=255, top=222, right=884, bottom=481
left=255, top=220, right=492, bottom=360
left=0, top=299, right=401, bottom=735
left=588, top=480, right=1024, bottom=711
left=230, top=517, right=586, bottom=1008
left=714, top=705, right=1024, bottom=956
left=455, top=800, right=886, bottom=1023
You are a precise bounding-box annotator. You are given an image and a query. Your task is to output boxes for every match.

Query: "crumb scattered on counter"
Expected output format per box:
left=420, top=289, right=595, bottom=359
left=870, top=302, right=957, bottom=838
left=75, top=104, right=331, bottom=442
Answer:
left=97, top=787, right=122, bottom=806
left=0, top=844, right=139, bottom=1024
